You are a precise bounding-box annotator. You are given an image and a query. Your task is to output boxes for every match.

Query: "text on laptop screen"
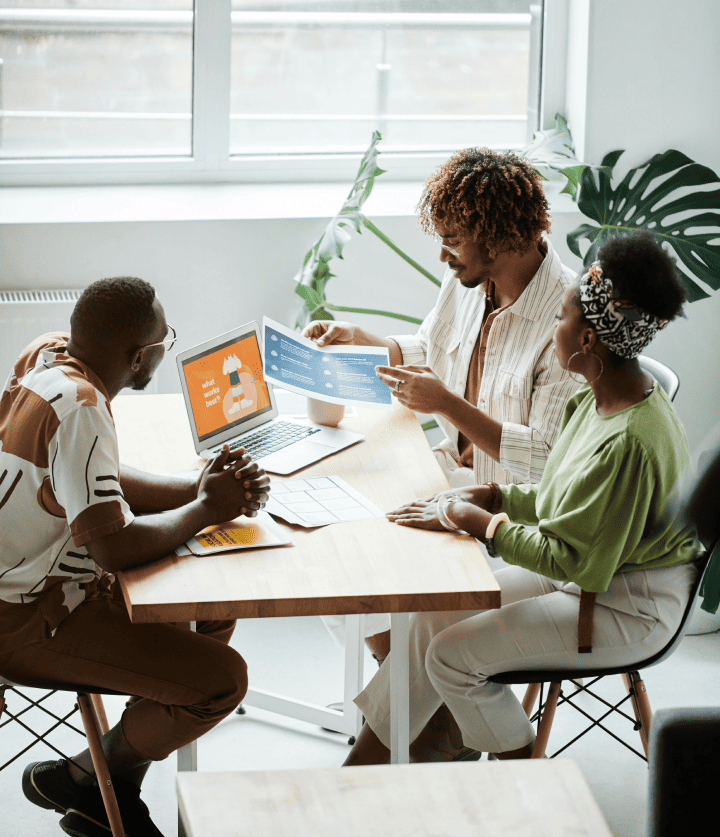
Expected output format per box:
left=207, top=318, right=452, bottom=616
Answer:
left=181, top=331, right=271, bottom=443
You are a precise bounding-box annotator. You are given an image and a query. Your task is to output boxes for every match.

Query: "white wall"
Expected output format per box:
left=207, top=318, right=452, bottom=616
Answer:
left=0, top=214, right=442, bottom=396
left=562, top=0, right=720, bottom=456
left=582, top=0, right=720, bottom=174
left=1, top=0, right=719, bottom=456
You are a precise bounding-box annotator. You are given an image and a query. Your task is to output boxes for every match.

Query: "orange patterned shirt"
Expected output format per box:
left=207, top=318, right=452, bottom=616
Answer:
left=0, top=334, right=133, bottom=634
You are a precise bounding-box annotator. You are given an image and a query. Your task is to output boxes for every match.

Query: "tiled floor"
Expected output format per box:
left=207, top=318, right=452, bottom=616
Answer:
left=3, top=614, right=719, bottom=837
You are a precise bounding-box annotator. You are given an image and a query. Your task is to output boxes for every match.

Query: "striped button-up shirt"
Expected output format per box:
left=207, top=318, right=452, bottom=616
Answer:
left=390, top=240, right=580, bottom=486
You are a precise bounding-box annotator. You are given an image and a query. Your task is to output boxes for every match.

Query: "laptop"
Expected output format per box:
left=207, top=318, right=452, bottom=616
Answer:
left=176, top=322, right=364, bottom=475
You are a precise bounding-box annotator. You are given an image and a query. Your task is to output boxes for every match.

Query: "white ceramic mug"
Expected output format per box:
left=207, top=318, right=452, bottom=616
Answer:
left=307, top=397, right=345, bottom=426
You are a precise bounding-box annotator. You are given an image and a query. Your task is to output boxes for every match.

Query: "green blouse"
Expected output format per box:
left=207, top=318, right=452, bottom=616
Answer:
left=495, top=382, right=701, bottom=592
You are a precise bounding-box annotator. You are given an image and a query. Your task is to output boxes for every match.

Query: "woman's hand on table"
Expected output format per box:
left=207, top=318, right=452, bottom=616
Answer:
left=386, top=495, right=446, bottom=530
left=448, top=484, right=495, bottom=510
left=197, top=446, right=271, bottom=521
left=387, top=487, right=498, bottom=540
left=392, top=485, right=494, bottom=511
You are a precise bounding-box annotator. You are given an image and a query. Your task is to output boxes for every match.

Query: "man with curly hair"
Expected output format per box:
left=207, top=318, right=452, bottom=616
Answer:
left=303, top=149, right=579, bottom=714
left=306, top=147, right=578, bottom=490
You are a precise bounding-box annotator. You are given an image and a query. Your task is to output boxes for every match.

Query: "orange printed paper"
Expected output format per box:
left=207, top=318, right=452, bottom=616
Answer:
left=185, top=512, right=293, bottom=556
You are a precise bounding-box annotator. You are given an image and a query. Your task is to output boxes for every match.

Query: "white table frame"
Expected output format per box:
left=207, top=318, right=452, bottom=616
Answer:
left=176, top=613, right=410, bottom=836
left=177, top=611, right=412, bottom=775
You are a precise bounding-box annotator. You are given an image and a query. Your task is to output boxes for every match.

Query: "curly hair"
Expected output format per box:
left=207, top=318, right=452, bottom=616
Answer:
left=416, top=148, right=551, bottom=257
left=70, top=277, right=157, bottom=347
left=597, top=232, right=686, bottom=321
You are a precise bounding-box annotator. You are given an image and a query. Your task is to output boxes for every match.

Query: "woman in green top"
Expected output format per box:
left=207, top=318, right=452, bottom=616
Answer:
left=345, top=231, right=701, bottom=765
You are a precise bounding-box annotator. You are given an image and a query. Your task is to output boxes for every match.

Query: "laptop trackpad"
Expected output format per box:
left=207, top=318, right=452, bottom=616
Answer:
left=260, top=441, right=335, bottom=475
left=302, top=437, right=339, bottom=451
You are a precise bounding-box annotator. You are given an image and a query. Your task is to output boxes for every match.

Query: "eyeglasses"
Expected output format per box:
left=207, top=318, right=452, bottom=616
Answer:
left=139, top=324, right=177, bottom=353
left=431, top=232, right=460, bottom=257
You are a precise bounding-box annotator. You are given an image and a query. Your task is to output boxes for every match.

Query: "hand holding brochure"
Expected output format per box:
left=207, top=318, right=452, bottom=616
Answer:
left=263, top=317, right=392, bottom=410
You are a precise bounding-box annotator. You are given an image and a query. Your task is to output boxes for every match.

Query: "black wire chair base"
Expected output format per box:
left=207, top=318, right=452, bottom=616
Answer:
left=531, top=677, right=648, bottom=762
left=0, top=686, right=88, bottom=772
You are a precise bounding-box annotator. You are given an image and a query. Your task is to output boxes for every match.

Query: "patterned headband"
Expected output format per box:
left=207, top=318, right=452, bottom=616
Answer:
left=578, top=262, right=669, bottom=359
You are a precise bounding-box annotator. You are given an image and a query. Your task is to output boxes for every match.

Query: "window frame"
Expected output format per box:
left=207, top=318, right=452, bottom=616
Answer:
left=0, top=0, right=568, bottom=187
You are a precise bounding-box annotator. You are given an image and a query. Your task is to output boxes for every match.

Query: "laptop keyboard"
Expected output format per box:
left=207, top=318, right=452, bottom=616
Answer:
left=211, top=421, right=322, bottom=459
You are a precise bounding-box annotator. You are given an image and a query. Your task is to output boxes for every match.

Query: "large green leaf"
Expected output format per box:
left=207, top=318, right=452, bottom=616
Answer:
left=520, top=113, right=613, bottom=200
left=568, top=149, right=720, bottom=302
left=292, top=130, right=438, bottom=329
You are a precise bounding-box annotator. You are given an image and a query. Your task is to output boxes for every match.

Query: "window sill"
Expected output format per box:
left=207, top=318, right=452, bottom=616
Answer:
left=0, top=179, right=578, bottom=226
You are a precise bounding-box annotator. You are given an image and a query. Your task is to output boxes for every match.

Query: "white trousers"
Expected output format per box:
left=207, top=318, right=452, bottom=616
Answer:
left=432, top=446, right=474, bottom=488
left=355, top=563, right=696, bottom=754
left=320, top=613, right=391, bottom=647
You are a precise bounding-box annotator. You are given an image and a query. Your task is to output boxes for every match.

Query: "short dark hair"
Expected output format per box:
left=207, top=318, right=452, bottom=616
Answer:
left=70, top=277, right=157, bottom=348
left=597, top=232, right=687, bottom=322
left=416, top=147, right=551, bottom=256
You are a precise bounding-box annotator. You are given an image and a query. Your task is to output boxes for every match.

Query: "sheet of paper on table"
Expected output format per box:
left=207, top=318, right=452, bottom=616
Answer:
left=265, top=475, right=384, bottom=527
left=180, top=510, right=293, bottom=556
left=262, top=317, right=392, bottom=410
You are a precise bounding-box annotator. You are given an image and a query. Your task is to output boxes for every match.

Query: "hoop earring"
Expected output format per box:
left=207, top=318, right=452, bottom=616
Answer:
left=566, top=351, right=604, bottom=385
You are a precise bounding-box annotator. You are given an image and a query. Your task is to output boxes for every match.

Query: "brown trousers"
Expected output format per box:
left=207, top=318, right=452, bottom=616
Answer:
left=0, top=588, right=247, bottom=761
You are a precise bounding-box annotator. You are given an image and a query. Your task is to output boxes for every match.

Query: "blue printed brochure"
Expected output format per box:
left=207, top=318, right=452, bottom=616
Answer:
left=262, top=317, right=392, bottom=410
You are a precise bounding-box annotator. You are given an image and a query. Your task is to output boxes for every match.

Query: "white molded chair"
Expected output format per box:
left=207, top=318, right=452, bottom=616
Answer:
left=638, top=355, right=679, bottom=400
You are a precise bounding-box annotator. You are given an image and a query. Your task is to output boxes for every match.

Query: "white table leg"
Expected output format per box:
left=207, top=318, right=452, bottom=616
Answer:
left=389, top=611, right=410, bottom=764
left=343, top=613, right=365, bottom=738
left=241, top=613, right=366, bottom=736
left=177, top=622, right=197, bottom=837
left=177, top=740, right=197, bottom=772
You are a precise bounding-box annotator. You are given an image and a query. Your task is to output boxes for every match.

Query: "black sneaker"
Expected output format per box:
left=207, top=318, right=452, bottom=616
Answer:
left=59, top=776, right=165, bottom=837
left=22, top=759, right=85, bottom=814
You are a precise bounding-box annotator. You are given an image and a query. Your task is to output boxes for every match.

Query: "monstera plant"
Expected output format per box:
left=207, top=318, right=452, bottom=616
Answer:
left=567, top=149, right=720, bottom=302
left=519, top=113, right=612, bottom=200
left=291, top=132, right=720, bottom=434
left=293, top=131, right=439, bottom=330
left=293, top=134, right=720, bottom=342
left=292, top=120, right=603, bottom=329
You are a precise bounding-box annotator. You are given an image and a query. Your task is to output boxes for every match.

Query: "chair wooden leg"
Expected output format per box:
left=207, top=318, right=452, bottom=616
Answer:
left=531, top=681, right=561, bottom=758
left=76, top=694, right=125, bottom=837
left=622, top=672, right=652, bottom=757
left=89, top=693, right=110, bottom=735
left=522, top=683, right=541, bottom=718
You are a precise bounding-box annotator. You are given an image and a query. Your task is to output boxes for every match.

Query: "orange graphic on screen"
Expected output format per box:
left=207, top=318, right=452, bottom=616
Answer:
left=183, top=335, right=270, bottom=438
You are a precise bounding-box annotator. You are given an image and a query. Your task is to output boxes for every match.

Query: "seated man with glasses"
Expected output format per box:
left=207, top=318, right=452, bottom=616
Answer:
left=0, top=277, right=270, bottom=836
left=303, top=148, right=580, bottom=753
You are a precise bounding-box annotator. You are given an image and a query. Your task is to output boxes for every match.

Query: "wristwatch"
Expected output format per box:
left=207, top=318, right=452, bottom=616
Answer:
left=485, top=512, right=509, bottom=558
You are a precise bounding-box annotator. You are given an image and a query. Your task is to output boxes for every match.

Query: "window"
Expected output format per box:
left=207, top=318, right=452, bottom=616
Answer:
left=0, top=1, right=550, bottom=185
left=0, top=1, right=194, bottom=159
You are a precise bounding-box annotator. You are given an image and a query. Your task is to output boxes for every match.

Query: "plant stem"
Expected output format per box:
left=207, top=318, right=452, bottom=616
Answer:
left=361, top=216, right=441, bottom=287
left=323, top=302, right=422, bottom=325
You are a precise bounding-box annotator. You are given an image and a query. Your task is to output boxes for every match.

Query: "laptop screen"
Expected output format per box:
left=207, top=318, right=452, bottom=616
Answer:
left=180, top=328, right=272, bottom=444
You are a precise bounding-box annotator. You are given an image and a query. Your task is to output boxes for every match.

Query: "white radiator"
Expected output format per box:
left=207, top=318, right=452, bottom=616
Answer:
left=0, top=289, right=157, bottom=393
left=0, top=289, right=81, bottom=382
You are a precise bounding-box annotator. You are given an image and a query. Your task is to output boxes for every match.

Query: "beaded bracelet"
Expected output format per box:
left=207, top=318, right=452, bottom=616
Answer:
left=483, top=482, right=503, bottom=514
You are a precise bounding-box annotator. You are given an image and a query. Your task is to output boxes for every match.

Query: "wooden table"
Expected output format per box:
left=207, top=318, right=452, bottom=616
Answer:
left=177, top=760, right=613, bottom=837
left=114, top=393, right=500, bottom=765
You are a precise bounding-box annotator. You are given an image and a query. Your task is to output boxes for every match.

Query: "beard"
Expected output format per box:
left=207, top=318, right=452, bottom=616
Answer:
left=131, top=373, right=152, bottom=391
left=458, top=270, right=492, bottom=289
